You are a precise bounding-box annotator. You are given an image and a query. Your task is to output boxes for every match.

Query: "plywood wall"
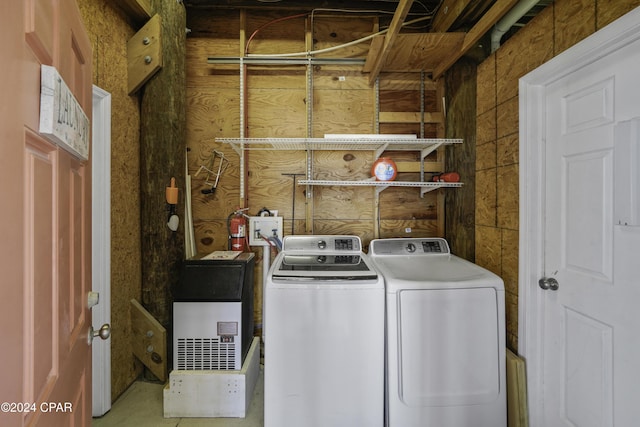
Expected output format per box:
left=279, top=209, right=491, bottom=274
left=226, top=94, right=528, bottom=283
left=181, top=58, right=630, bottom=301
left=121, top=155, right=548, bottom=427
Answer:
left=445, top=58, right=477, bottom=262
left=186, top=9, right=450, bottom=334
left=475, top=0, right=640, bottom=352
left=77, top=0, right=144, bottom=400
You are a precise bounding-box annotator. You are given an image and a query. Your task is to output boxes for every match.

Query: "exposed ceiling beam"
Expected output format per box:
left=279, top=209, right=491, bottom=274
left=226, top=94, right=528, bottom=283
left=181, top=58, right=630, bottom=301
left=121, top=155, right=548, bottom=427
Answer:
left=185, top=0, right=415, bottom=13
left=431, top=0, right=473, bottom=32
left=432, top=0, right=519, bottom=79
left=367, top=0, right=414, bottom=85
left=363, top=32, right=465, bottom=73
left=112, top=0, right=152, bottom=23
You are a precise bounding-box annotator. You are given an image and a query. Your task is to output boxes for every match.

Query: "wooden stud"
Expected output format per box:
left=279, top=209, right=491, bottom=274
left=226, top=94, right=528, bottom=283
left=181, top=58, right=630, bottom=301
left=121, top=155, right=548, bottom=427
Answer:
left=506, top=349, right=529, bottom=427
left=379, top=111, right=445, bottom=124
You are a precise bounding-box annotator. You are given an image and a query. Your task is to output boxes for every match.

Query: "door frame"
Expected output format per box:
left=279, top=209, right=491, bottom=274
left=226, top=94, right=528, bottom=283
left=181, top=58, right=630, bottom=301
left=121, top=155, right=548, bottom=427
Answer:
left=518, top=6, right=640, bottom=426
left=92, top=85, right=112, bottom=416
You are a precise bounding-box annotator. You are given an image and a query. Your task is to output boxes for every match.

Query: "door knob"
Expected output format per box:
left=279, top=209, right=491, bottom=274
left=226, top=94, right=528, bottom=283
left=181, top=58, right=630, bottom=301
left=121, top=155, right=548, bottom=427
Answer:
left=88, top=323, right=111, bottom=345
left=538, top=277, right=559, bottom=291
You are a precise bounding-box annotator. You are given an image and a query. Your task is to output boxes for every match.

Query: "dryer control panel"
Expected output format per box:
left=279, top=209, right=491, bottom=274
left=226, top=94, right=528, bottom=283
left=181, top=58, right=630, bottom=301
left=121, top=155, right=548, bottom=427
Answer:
left=369, top=238, right=450, bottom=255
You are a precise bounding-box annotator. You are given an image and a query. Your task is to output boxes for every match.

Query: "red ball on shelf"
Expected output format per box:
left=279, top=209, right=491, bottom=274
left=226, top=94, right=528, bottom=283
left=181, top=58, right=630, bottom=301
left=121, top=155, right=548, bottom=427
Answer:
left=371, top=157, right=398, bottom=181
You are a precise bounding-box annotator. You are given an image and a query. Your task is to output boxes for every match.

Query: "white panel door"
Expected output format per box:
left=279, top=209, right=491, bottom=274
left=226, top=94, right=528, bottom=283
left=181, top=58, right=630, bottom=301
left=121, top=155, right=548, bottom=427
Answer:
left=541, top=32, right=640, bottom=427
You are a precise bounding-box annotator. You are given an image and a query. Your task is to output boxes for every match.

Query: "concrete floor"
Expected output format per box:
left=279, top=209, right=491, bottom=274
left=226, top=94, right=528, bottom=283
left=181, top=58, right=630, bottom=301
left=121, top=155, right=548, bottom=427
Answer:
left=92, top=367, right=264, bottom=427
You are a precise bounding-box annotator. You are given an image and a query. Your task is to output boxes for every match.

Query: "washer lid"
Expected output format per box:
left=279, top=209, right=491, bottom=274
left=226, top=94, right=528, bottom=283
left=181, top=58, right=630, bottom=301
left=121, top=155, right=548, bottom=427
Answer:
left=270, top=252, right=379, bottom=281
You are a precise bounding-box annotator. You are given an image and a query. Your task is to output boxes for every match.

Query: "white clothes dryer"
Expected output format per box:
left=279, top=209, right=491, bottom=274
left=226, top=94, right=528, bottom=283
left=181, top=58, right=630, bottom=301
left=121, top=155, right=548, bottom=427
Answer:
left=369, top=238, right=506, bottom=427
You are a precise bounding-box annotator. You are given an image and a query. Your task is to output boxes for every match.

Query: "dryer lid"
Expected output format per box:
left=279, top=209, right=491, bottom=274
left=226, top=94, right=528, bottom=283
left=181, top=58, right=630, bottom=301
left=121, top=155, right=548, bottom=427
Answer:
left=372, top=256, right=488, bottom=282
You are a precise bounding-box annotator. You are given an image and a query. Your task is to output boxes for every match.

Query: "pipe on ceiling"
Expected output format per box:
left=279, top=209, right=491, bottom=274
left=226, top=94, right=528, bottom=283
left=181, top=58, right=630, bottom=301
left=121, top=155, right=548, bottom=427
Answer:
left=490, top=0, right=541, bottom=52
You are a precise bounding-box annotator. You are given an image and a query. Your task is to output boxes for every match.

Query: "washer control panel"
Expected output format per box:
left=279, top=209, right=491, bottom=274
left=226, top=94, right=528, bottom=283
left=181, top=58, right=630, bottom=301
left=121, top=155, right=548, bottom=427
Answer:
left=282, top=235, right=362, bottom=253
left=369, top=238, right=450, bottom=256
left=420, top=240, right=446, bottom=253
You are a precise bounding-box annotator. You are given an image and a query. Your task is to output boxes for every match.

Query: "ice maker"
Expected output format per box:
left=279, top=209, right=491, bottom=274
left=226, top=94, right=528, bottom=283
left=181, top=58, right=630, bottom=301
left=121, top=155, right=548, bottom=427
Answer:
left=172, top=252, right=255, bottom=370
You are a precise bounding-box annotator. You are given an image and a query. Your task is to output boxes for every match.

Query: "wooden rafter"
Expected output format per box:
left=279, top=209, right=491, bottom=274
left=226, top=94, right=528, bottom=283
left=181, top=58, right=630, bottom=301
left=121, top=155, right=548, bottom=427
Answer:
left=112, top=0, right=152, bottom=22
left=431, top=0, right=473, bottom=32
left=364, top=32, right=465, bottom=73
left=367, top=0, right=414, bottom=85
left=433, top=0, right=519, bottom=79
left=362, top=0, right=520, bottom=79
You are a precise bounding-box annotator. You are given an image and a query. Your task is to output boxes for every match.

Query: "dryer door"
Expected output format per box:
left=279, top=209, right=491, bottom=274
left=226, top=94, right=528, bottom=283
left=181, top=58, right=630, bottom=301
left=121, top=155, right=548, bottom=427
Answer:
left=397, top=287, right=501, bottom=406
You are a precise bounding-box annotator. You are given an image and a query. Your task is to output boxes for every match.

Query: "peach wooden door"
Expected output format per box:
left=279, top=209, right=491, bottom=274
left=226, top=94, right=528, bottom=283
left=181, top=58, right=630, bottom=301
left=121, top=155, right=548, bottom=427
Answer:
left=0, top=0, right=93, bottom=426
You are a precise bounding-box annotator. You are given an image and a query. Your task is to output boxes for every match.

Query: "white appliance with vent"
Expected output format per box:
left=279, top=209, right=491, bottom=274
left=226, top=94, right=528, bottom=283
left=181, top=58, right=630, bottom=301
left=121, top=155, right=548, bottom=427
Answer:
left=165, top=252, right=258, bottom=418
left=265, top=235, right=385, bottom=427
left=369, top=238, right=506, bottom=427
left=171, top=252, right=255, bottom=371
left=173, top=301, right=242, bottom=370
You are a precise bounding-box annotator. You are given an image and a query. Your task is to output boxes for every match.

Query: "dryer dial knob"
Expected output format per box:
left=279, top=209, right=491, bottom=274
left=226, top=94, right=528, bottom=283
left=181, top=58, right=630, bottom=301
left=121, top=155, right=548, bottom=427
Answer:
left=406, top=243, right=416, bottom=253
left=317, top=240, right=327, bottom=249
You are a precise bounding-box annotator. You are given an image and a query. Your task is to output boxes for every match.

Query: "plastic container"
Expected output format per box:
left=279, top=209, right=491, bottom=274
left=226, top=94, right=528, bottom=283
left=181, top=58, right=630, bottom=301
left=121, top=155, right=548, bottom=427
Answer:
left=371, top=157, right=398, bottom=181
left=432, top=172, right=460, bottom=182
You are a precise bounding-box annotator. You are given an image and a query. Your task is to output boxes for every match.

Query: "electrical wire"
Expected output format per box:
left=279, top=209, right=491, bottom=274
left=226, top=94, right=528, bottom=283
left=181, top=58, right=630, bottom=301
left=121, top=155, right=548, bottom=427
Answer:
left=243, top=2, right=438, bottom=56
left=245, top=12, right=308, bottom=55
left=246, top=15, right=432, bottom=58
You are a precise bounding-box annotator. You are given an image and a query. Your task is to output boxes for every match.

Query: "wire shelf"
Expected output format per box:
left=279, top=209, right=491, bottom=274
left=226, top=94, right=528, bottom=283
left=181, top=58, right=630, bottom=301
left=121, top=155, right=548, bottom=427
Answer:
left=216, top=137, right=462, bottom=153
left=299, top=179, right=463, bottom=195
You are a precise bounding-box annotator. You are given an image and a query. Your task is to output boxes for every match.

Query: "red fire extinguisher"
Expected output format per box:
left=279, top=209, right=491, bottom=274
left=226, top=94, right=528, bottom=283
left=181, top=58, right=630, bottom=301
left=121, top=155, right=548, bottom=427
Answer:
left=228, top=209, right=247, bottom=252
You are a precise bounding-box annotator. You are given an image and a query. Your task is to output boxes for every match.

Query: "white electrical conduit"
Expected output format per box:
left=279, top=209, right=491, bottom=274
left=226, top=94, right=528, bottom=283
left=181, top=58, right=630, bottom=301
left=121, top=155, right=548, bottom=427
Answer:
left=490, top=0, right=541, bottom=52
left=184, top=151, right=197, bottom=259
left=262, top=245, right=270, bottom=344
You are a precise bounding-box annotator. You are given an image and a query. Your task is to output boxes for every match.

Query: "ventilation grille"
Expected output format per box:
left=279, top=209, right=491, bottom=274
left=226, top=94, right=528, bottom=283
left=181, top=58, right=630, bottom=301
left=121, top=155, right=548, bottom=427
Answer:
left=176, top=338, right=237, bottom=370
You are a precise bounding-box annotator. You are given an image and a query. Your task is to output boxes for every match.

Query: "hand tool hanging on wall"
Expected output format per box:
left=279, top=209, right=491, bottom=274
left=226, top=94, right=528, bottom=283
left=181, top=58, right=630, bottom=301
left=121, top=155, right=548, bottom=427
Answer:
left=166, top=177, right=179, bottom=231
left=195, top=149, right=229, bottom=194
left=282, top=173, right=305, bottom=235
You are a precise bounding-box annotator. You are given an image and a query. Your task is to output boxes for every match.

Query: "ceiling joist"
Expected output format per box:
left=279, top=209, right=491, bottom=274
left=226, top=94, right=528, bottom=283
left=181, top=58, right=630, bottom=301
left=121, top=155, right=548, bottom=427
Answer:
left=432, top=0, right=519, bottom=78
left=113, top=0, right=152, bottom=23
left=366, top=0, right=414, bottom=85
left=363, top=0, right=521, bottom=80
left=431, top=0, right=473, bottom=32
left=364, top=32, right=466, bottom=73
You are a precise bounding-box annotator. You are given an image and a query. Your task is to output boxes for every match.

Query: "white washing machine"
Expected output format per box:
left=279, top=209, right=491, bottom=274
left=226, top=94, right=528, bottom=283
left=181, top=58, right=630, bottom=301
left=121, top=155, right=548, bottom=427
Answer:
left=369, top=238, right=506, bottom=427
left=264, top=235, right=385, bottom=427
